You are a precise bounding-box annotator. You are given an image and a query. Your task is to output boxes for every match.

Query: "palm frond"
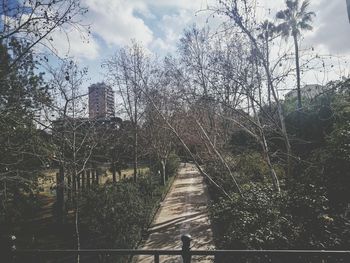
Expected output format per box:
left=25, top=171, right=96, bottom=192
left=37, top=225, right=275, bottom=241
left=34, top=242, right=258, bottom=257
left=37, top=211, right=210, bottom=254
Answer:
left=286, top=0, right=298, bottom=11
left=258, top=20, right=277, bottom=39
left=276, top=0, right=315, bottom=37
left=300, top=0, right=311, bottom=14
left=276, top=23, right=291, bottom=39
left=302, top=11, right=316, bottom=22
left=276, top=10, right=287, bottom=20
left=298, top=22, right=313, bottom=31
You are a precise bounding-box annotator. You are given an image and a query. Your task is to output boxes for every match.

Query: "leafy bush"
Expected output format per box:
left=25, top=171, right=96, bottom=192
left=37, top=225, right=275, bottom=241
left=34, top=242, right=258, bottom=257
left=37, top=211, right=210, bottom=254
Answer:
left=80, top=182, right=147, bottom=249
left=229, top=129, right=259, bottom=154
left=210, top=183, right=298, bottom=250
left=207, top=80, right=350, bottom=252
left=149, top=153, right=180, bottom=179
left=79, top=175, right=175, bottom=252
left=165, top=153, right=181, bottom=177
left=209, top=181, right=349, bottom=250
left=235, top=152, right=270, bottom=183
left=204, top=159, right=237, bottom=201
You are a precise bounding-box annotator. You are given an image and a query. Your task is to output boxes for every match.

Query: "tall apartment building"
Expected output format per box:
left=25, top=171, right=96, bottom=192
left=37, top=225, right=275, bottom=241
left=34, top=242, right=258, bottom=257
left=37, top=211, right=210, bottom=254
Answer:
left=88, top=83, right=115, bottom=119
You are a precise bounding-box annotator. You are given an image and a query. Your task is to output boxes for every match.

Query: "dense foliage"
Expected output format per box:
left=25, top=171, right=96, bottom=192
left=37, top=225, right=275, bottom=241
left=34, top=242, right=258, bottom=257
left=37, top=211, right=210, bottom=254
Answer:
left=79, top=164, right=179, bottom=261
left=208, top=81, right=350, bottom=250
left=0, top=40, right=51, bottom=227
left=149, top=152, right=181, bottom=180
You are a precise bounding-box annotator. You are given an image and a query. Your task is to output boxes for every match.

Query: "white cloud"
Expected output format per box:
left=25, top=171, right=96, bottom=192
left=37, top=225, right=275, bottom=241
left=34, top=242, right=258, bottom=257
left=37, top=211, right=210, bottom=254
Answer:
left=83, top=0, right=154, bottom=47
left=48, top=28, right=100, bottom=60
left=258, top=0, right=349, bottom=55
left=54, top=0, right=350, bottom=83
left=150, top=9, right=194, bottom=54
left=144, top=0, right=212, bottom=12
left=148, top=2, right=223, bottom=56
left=307, top=0, right=350, bottom=54
left=82, top=0, right=216, bottom=51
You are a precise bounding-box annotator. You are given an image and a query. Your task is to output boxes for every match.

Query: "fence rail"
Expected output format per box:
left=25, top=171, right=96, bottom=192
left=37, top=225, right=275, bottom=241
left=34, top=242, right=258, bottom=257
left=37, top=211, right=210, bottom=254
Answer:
left=5, top=234, right=350, bottom=263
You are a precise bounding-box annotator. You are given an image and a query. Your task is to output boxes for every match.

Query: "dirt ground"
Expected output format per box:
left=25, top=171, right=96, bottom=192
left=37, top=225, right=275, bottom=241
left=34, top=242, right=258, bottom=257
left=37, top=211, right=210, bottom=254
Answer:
left=134, top=163, right=215, bottom=263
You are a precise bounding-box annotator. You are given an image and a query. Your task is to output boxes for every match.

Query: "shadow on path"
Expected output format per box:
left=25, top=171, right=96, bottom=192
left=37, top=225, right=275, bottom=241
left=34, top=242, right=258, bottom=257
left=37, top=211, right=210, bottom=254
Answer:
left=134, top=163, right=215, bottom=263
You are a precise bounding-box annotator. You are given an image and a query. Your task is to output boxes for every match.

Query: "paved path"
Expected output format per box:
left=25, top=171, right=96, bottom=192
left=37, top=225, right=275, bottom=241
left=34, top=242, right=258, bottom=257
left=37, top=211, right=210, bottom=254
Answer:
left=135, top=163, right=215, bottom=263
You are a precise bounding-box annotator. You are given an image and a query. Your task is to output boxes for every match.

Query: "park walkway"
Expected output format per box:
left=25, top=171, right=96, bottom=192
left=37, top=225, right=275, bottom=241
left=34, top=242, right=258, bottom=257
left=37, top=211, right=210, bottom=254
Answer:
left=134, top=163, right=215, bottom=263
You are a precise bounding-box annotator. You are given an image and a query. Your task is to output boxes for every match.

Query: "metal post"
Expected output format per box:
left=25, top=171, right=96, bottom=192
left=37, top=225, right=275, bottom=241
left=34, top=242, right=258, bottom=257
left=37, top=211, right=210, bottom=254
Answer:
left=77, top=172, right=81, bottom=190
left=72, top=174, right=77, bottom=194
left=181, top=234, right=192, bottom=263
left=82, top=170, right=85, bottom=190
left=7, top=235, right=16, bottom=263
left=87, top=170, right=91, bottom=188
left=95, top=170, right=99, bottom=185
left=56, top=168, right=65, bottom=223
left=92, top=170, right=97, bottom=184
left=67, top=174, right=71, bottom=201
left=72, top=174, right=76, bottom=202
left=154, top=254, right=160, bottom=263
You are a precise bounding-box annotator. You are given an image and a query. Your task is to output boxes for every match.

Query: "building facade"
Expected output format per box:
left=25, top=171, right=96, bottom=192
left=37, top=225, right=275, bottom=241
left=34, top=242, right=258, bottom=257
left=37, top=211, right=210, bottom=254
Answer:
left=88, top=83, right=115, bottom=119
left=285, top=84, right=326, bottom=100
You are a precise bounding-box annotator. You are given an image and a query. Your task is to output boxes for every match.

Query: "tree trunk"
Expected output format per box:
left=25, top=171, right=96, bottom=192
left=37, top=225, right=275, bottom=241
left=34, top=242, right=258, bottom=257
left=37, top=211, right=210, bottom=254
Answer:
left=95, top=170, right=99, bottom=185
left=112, top=164, right=116, bottom=183
left=81, top=170, right=85, bottom=190
left=133, top=122, right=138, bottom=183
left=266, top=38, right=271, bottom=109
left=226, top=9, right=292, bottom=179
left=195, top=119, right=243, bottom=196
left=140, top=78, right=235, bottom=200
left=72, top=174, right=76, bottom=201
left=77, top=173, right=81, bottom=190
left=293, top=33, right=302, bottom=110
left=164, top=160, right=168, bottom=181
left=67, top=173, right=71, bottom=202
left=260, top=129, right=280, bottom=192
left=263, top=57, right=292, bottom=178
left=56, top=166, right=65, bottom=224
left=161, top=159, right=166, bottom=186
left=250, top=90, right=281, bottom=193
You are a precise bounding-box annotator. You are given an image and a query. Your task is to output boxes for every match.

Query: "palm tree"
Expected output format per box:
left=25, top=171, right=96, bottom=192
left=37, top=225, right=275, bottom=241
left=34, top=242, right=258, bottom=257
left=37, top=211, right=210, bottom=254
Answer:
left=276, top=0, right=315, bottom=110
left=258, top=20, right=277, bottom=109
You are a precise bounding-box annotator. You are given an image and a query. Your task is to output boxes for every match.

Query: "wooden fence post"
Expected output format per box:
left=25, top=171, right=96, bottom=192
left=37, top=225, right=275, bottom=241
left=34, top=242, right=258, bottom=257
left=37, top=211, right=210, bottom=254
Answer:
left=82, top=170, right=85, bottom=190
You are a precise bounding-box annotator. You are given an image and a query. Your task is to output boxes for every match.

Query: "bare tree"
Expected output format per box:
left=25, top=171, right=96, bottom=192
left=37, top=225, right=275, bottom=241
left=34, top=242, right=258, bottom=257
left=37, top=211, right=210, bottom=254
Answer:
left=0, top=0, right=88, bottom=68
left=38, top=60, right=106, bottom=263
left=257, top=20, right=277, bottom=109
left=210, top=0, right=293, bottom=180
left=144, top=89, right=175, bottom=185
left=179, top=26, right=219, bottom=145
left=104, top=42, right=150, bottom=182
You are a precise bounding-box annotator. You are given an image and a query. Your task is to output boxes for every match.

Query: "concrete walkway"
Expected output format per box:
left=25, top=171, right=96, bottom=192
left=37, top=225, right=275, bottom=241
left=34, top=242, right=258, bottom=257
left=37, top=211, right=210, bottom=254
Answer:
left=134, top=163, right=215, bottom=263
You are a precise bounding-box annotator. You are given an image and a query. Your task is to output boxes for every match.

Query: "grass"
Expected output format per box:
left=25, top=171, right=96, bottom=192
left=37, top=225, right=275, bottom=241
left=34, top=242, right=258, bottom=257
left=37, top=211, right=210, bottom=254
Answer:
left=39, top=166, right=150, bottom=193
left=8, top=165, right=151, bottom=249
left=104, top=166, right=150, bottom=182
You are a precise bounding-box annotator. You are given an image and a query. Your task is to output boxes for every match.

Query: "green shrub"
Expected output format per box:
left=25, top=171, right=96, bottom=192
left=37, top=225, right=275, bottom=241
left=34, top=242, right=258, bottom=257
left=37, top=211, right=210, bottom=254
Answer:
left=210, top=183, right=298, bottom=250
left=165, top=153, right=181, bottom=177
left=235, top=152, right=269, bottom=183
left=208, top=81, right=350, bottom=251
left=79, top=176, right=171, bottom=251
left=209, top=178, right=349, bottom=250
left=149, top=153, right=180, bottom=179
left=80, top=182, right=146, bottom=249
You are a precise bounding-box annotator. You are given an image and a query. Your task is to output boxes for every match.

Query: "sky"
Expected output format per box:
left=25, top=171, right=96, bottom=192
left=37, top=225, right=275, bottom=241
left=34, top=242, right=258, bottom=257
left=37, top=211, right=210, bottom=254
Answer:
left=46, top=0, right=350, bottom=87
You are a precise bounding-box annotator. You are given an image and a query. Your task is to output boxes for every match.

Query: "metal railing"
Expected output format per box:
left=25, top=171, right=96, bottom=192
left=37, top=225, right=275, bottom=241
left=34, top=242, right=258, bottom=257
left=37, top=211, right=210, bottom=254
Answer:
left=4, top=234, right=350, bottom=263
